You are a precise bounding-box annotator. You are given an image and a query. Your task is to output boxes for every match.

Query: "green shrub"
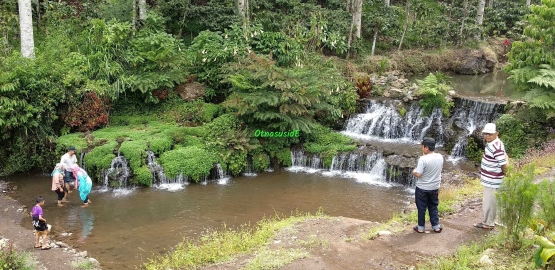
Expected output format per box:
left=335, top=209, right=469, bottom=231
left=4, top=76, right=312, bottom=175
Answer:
left=303, top=125, right=357, bottom=168
left=253, top=153, right=270, bottom=172
left=497, top=164, right=539, bottom=250
left=133, top=165, right=153, bottom=186
left=119, top=140, right=147, bottom=173
left=465, top=137, right=484, bottom=164
left=496, top=114, right=527, bottom=158
left=159, top=147, right=218, bottom=181
left=83, top=141, right=118, bottom=181
left=536, top=179, right=555, bottom=226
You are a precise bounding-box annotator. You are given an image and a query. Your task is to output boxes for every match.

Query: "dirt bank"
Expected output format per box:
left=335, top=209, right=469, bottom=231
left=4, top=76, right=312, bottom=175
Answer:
left=0, top=182, right=100, bottom=270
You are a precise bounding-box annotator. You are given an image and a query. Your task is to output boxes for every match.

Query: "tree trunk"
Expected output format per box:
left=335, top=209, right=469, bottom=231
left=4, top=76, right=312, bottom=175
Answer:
left=384, top=0, right=390, bottom=6
left=475, top=0, right=486, bottom=39
left=238, top=0, right=246, bottom=19
left=35, top=0, right=41, bottom=32
left=398, top=0, right=410, bottom=50
left=487, top=0, right=493, bottom=8
left=138, top=0, right=146, bottom=21
left=18, top=0, right=35, bottom=58
left=526, top=0, right=531, bottom=6
left=459, top=0, right=468, bottom=39
left=371, top=28, right=378, bottom=56
left=347, top=0, right=362, bottom=58
left=132, top=0, right=137, bottom=34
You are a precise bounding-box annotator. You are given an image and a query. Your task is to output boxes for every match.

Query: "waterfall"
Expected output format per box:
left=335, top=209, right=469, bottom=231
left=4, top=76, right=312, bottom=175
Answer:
left=216, top=163, right=231, bottom=185
left=447, top=99, right=503, bottom=161
left=145, top=151, right=188, bottom=191
left=100, top=154, right=133, bottom=194
left=342, top=101, right=444, bottom=144
left=286, top=149, right=324, bottom=173
left=243, top=156, right=258, bottom=177
left=323, top=152, right=392, bottom=187
left=80, top=151, right=86, bottom=170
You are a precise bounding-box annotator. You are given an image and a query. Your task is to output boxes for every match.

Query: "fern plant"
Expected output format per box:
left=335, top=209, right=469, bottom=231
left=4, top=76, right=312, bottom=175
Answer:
left=517, top=65, right=555, bottom=119
left=416, top=73, right=454, bottom=117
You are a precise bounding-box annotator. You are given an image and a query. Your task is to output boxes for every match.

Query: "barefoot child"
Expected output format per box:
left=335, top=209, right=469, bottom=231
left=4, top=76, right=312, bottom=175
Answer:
left=32, top=196, right=51, bottom=250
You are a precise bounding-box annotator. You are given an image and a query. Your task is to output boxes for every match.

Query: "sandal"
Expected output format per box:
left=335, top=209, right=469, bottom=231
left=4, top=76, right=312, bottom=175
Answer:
left=433, top=226, right=443, bottom=233
left=473, top=223, right=494, bottom=230
left=41, top=246, right=51, bottom=250
left=34, top=245, right=42, bottom=248
left=413, top=226, right=424, bottom=233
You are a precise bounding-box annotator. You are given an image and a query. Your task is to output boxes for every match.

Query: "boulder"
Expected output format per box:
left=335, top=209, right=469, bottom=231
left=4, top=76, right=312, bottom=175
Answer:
left=456, top=50, right=498, bottom=75
left=175, top=81, right=205, bottom=101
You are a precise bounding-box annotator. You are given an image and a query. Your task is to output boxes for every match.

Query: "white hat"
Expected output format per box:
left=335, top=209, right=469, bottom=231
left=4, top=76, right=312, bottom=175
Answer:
left=482, top=123, right=497, bottom=133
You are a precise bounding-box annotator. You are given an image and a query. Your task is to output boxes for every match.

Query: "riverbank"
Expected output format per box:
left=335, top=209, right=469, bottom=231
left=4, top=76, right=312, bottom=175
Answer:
left=0, top=181, right=100, bottom=270
left=141, top=170, right=501, bottom=269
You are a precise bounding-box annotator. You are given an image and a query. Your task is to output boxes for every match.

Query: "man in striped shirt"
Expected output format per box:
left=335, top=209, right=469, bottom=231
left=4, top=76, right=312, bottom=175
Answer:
left=474, top=123, right=508, bottom=230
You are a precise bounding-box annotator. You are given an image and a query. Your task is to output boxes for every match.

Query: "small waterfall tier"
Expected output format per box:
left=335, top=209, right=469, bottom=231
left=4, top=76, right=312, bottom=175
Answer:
left=287, top=149, right=415, bottom=187
left=342, top=100, right=444, bottom=145
left=146, top=150, right=189, bottom=191
left=100, top=154, right=134, bottom=195
left=447, top=98, right=504, bottom=160
left=287, top=149, right=325, bottom=173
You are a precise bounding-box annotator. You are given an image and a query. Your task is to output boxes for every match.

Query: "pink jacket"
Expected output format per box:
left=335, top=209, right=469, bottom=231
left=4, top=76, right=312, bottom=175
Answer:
left=51, top=173, right=63, bottom=191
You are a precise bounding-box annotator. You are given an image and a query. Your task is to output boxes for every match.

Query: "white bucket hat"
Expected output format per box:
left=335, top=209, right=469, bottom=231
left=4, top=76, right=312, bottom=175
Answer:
left=482, top=123, right=497, bottom=133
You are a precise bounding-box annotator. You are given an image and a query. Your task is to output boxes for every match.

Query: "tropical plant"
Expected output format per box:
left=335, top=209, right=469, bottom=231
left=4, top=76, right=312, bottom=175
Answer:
left=505, top=0, right=555, bottom=118
left=530, top=219, right=555, bottom=269
left=222, top=54, right=354, bottom=134
left=416, top=73, right=454, bottom=116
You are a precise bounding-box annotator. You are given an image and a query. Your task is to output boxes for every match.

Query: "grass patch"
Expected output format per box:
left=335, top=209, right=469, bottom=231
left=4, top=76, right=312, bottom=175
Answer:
left=419, top=233, right=536, bottom=269
left=143, top=210, right=325, bottom=270
left=244, top=247, right=309, bottom=270
left=71, top=259, right=96, bottom=270
left=365, top=174, right=482, bottom=240
left=0, top=241, right=38, bottom=270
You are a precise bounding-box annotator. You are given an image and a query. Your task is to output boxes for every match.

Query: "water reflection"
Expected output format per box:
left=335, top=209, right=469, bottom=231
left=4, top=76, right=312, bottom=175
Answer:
left=79, top=208, right=94, bottom=243
left=3, top=170, right=410, bottom=270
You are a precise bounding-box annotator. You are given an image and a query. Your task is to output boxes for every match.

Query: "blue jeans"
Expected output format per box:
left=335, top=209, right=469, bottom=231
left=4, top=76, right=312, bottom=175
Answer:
left=64, top=171, right=75, bottom=183
left=415, top=187, right=440, bottom=231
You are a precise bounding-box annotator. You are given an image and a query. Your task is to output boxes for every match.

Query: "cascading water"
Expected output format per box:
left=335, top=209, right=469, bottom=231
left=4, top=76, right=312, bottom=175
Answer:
left=287, top=149, right=324, bottom=173
left=447, top=99, right=503, bottom=161
left=216, top=164, right=231, bottom=185
left=145, top=150, right=188, bottom=191
left=342, top=100, right=444, bottom=145
left=243, top=156, right=258, bottom=177
left=100, top=154, right=132, bottom=194
left=80, top=151, right=87, bottom=170
left=323, top=152, right=392, bottom=187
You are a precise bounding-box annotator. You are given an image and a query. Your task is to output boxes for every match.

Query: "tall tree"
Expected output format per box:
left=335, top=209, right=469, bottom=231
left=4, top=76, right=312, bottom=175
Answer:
left=347, top=0, right=362, bottom=58
left=139, top=0, right=146, bottom=21
left=237, top=0, right=249, bottom=36
left=460, top=0, right=469, bottom=39
left=526, top=0, right=532, bottom=6
left=398, top=0, right=410, bottom=50
left=476, top=0, right=486, bottom=39
left=18, top=0, right=34, bottom=58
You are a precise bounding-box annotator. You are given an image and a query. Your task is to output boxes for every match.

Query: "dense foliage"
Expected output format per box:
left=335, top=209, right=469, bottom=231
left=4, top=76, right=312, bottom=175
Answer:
left=505, top=0, right=555, bottom=119
left=0, top=0, right=551, bottom=179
